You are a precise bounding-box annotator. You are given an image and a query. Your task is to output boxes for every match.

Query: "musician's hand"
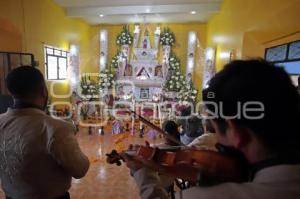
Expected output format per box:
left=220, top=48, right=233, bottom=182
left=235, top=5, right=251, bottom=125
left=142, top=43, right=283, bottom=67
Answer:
left=123, top=141, right=161, bottom=173
left=123, top=142, right=150, bottom=171
left=122, top=154, right=144, bottom=172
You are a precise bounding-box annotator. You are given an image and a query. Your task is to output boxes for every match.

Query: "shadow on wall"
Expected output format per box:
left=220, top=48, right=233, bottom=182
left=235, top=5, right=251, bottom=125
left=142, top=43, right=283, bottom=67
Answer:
left=0, top=18, right=22, bottom=52
left=0, top=18, right=22, bottom=113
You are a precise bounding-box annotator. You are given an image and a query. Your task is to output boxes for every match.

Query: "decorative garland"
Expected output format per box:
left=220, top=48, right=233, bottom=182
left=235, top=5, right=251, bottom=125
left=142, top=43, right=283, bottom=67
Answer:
left=177, top=81, right=198, bottom=102
left=164, top=54, right=198, bottom=102
left=80, top=76, right=99, bottom=99
left=116, top=25, right=133, bottom=46
left=111, top=52, right=121, bottom=69
left=164, top=55, right=185, bottom=92
left=160, top=28, right=175, bottom=46
left=168, top=54, right=180, bottom=70
left=99, top=69, right=115, bottom=91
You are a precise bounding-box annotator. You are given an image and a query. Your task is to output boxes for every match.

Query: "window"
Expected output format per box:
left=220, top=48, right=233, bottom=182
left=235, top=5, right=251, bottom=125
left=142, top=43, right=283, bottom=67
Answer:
left=44, top=46, right=68, bottom=80
left=0, top=52, right=34, bottom=95
left=265, top=40, right=300, bottom=75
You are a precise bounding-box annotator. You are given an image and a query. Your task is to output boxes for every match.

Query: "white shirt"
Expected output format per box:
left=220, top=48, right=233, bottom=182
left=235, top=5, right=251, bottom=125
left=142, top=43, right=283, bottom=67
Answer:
left=188, top=133, right=217, bottom=151
left=133, top=164, right=300, bottom=199
left=0, top=108, right=90, bottom=199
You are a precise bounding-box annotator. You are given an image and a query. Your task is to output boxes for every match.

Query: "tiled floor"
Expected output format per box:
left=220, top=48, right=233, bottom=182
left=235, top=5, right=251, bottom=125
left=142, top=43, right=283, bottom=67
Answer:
left=0, top=124, right=164, bottom=199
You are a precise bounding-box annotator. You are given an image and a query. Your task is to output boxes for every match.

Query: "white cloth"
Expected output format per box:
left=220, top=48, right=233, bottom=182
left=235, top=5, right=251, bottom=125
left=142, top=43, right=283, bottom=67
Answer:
left=188, top=133, right=217, bottom=151
left=134, top=164, right=300, bottom=199
left=0, top=108, right=90, bottom=199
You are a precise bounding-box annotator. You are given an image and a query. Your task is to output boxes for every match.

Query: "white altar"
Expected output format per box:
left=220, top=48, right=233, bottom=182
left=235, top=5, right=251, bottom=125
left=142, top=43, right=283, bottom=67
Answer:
left=116, top=28, right=168, bottom=102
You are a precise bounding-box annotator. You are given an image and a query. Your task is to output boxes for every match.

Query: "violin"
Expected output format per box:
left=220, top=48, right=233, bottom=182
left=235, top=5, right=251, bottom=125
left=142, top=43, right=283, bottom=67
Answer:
left=106, top=144, right=249, bottom=184
left=106, top=110, right=249, bottom=185
left=128, top=109, right=183, bottom=146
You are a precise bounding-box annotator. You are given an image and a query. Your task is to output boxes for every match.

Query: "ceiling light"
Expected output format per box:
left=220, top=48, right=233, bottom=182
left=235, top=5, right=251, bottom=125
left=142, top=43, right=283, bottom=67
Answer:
left=146, top=8, right=151, bottom=13
left=99, top=14, right=104, bottom=18
left=190, top=11, right=197, bottom=15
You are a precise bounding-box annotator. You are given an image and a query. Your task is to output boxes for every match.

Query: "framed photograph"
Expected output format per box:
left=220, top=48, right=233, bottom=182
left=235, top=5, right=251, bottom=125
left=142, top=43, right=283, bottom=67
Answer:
left=140, top=88, right=149, bottom=99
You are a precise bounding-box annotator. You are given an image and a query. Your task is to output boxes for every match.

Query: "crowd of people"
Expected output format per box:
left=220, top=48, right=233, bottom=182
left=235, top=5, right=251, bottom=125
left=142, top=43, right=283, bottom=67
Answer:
left=0, top=59, right=300, bottom=199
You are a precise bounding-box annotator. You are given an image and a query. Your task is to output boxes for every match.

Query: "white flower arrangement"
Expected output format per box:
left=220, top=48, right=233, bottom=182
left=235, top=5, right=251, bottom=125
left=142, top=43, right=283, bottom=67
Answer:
left=164, top=54, right=185, bottom=92
left=116, top=25, right=133, bottom=46
left=160, top=28, right=175, bottom=46
left=99, top=69, right=115, bottom=90
left=111, top=52, right=121, bottom=68
left=164, top=53, right=198, bottom=102
left=168, top=55, right=180, bottom=70
left=80, top=75, right=99, bottom=99
left=177, top=81, right=198, bottom=102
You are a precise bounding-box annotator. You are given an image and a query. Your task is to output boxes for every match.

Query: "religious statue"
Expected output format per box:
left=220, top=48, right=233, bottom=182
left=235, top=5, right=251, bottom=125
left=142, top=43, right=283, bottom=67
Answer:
left=117, top=85, right=125, bottom=95
left=155, top=65, right=163, bottom=77
left=143, top=39, right=148, bottom=49
left=104, top=94, right=114, bottom=108
left=124, top=64, right=133, bottom=76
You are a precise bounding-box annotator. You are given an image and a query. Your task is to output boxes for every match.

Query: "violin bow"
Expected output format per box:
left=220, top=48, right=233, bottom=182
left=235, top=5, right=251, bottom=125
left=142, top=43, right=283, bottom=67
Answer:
left=127, top=109, right=185, bottom=146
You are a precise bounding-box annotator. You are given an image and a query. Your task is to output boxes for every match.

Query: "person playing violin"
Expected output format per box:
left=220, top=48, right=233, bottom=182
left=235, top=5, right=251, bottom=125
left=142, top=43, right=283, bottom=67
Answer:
left=153, top=120, right=182, bottom=196
left=123, top=59, right=300, bottom=199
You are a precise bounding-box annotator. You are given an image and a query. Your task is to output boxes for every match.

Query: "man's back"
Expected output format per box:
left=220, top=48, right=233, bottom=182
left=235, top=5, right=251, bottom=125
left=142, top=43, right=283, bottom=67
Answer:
left=0, top=108, right=89, bottom=199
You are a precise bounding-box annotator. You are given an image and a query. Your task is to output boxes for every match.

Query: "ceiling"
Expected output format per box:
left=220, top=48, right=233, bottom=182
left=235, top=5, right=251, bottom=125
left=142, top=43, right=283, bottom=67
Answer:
left=54, top=0, right=223, bottom=25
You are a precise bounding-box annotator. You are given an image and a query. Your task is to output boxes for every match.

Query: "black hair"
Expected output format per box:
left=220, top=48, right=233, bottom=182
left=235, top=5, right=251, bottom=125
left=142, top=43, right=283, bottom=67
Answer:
left=203, top=59, right=300, bottom=152
left=180, top=106, right=192, bottom=117
left=162, top=120, right=181, bottom=145
left=203, top=119, right=215, bottom=134
left=6, top=66, right=45, bottom=98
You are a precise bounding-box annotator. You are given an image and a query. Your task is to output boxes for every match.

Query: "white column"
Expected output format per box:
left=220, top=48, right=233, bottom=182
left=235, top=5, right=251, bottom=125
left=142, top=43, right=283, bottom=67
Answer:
left=69, top=44, right=80, bottom=92
left=133, top=25, right=140, bottom=48
left=100, top=30, right=108, bottom=71
left=203, top=47, right=216, bottom=89
left=154, top=26, right=161, bottom=49
left=186, top=31, right=197, bottom=78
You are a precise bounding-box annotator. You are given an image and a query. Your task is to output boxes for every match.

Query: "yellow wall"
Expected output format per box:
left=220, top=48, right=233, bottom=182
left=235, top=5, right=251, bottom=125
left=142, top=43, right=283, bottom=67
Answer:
left=0, top=0, right=23, bottom=52
left=4, top=0, right=299, bottom=101
left=91, top=23, right=207, bottom=95
left=0, top=0, right=207, bottom=101
left=207, top=0, right=300, bottom=70
left=0, top=0, right=92, bottom=102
